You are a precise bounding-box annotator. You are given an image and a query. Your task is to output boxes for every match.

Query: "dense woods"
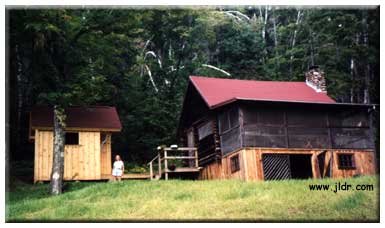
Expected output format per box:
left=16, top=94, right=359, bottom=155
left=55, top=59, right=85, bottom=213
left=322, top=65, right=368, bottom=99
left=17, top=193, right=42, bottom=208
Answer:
left=8, top=6, right=379, bottom=166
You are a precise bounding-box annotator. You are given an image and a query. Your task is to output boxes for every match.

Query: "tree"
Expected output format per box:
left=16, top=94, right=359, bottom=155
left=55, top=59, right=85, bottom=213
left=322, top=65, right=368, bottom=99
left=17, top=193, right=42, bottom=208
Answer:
left=10, top=9, right=141, bottom=194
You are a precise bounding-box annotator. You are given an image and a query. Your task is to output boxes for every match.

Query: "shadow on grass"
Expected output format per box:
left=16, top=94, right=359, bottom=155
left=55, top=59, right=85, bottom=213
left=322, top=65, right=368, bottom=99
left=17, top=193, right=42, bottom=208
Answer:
left=6, top=177, right=107, bottom=204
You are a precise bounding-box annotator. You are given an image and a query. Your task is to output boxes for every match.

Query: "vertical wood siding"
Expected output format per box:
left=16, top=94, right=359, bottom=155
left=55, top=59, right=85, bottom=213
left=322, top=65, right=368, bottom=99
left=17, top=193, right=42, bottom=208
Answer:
left=199, top=160, right=223, bottom=180
left=34, top=131, right=104, bottom=181
left=34, top=130, right=54, bottom=182
left=331, top=150, right=375, bottom=178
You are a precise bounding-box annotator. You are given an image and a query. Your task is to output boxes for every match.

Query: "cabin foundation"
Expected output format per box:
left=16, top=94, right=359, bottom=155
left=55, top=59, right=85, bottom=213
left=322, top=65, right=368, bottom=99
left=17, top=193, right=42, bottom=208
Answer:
left=199, top=148, right=375, bottom=181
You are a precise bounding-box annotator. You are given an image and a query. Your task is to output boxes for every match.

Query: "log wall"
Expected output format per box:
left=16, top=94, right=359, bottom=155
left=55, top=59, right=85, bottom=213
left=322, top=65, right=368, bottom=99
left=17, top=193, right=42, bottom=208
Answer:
left=34, top=130, right=110, bottom=182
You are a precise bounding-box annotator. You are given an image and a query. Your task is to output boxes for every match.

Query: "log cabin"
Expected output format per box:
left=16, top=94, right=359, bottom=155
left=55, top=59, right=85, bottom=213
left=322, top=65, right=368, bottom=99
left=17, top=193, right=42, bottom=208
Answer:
left=30, top=106, right=122, bottom=182
left=178, top=66, right=377, bottom=181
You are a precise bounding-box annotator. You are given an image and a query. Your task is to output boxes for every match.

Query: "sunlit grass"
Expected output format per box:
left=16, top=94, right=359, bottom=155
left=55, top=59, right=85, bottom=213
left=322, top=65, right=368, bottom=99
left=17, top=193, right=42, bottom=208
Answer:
left=6, top=175, right=379, bottom=222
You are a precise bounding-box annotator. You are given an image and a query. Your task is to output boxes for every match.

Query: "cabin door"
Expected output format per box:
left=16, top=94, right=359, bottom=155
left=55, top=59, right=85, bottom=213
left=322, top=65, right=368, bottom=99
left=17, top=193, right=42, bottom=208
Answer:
left=262, top=154, right=313, bottom=180
left=317, top=150, right=332, bottom=178
left=187, top=128, right=195, bottom=167
left=100, top=133, right=112, bottom=177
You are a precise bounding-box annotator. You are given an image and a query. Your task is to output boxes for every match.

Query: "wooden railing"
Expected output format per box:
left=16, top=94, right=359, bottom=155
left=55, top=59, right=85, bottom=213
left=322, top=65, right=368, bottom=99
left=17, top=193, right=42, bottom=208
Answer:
left=147, top=147, right=199, bottom=180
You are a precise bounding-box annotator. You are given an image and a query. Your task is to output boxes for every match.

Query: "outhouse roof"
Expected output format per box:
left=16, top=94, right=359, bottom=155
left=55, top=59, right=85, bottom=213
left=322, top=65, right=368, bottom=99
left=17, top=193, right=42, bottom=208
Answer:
left=30, top=106, right=122, bottom=131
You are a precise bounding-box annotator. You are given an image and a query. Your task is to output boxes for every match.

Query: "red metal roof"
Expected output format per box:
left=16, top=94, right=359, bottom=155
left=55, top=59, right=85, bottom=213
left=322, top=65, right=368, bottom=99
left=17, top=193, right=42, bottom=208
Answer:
left=30, top=106, right=122, bottom=131
left=189, top=76, right=336, bottom=109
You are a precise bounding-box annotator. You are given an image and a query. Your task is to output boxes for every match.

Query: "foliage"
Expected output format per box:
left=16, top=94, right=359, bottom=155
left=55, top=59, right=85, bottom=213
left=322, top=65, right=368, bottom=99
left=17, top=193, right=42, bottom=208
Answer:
left=9, top=7, right=379, bottom=164
left=6, top=175, right=379, bottom=221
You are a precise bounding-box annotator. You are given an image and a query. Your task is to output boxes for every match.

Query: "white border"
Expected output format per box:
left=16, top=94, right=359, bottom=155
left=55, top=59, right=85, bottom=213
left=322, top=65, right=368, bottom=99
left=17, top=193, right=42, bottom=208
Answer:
left=1, top=1, right=5, bottom=225
left=1, top=1, right=383, bottom=227
left=2, top=0, right=383, bottom=6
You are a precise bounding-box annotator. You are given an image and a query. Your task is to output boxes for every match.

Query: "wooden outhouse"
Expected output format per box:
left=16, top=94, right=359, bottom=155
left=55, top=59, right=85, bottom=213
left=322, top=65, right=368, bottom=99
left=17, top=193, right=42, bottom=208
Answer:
left=30, top=106, right=122, bottom=182
left=178, top=67, right=377, bottom=181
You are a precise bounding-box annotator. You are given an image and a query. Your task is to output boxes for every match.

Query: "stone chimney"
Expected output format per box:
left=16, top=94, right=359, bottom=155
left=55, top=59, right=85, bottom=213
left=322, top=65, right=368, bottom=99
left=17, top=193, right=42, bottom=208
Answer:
left=305, top=65, right=327, bottom=93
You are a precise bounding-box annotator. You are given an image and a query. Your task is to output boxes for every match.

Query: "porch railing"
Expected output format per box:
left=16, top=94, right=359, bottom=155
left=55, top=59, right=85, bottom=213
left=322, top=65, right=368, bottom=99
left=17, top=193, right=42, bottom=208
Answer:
left=147, top=146, right=199, bottom=180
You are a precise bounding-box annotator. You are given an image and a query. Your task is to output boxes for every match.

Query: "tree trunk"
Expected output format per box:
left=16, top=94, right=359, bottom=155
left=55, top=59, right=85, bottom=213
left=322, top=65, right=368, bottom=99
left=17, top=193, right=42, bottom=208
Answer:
left=50, top=105, right=66, bottom=195
left=15, top=45, right=23, bottom=138
left=273, top=15, right=278, bottom=48
left=309, top=30, right=315, bottom=66
left=364, top=64, right=370, bottom=104
left=272, top=9, right=279, bottom=74
left=350, top=58, right=355, bottom=103
left=362, top=12, right=370, bottom=104
left=258, top=6, right=268, bottom=66
left=259, top=6, right=268, bottom=41
left=289, top=10, right=302, bottom=78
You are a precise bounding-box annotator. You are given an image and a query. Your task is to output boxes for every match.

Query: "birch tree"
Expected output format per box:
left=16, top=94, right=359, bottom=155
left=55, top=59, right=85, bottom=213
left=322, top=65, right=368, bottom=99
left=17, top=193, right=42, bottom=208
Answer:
left=289, top=9, right=302, bottom=78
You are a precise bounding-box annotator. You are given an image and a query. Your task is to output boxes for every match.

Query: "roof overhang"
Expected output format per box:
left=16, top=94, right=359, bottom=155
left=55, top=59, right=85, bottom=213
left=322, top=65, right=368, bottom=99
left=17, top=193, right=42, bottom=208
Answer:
left=31, top=126, right=122, bottom=132
left=189, top=76, right=213, bottom=108
left=211, top=97, right=378, bottom=110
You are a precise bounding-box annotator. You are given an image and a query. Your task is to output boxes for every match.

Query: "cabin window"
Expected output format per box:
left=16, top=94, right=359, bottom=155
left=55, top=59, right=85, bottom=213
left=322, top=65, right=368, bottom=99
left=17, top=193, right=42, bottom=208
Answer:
left=287, top=127, right=330, bottom=148
left=329, top=110, right=369, bottom=127
left=218, top=112, right=230, bottom=133
left=328, top=109, right=372, bottom=149
left=331, top=128, right=373, bottom=149
left=219, top=107, right=239, bottom=134
left=229, top=108, right=239, bottom=127
left=65, top=132, right=79, bottom=145
left=219, top=107, right=241, bottom=155
left=338, top=154, right=355, bottom=169
left=258, top=109, right=284, bottom=125
left=230, top=154, right=240, bottom=173
left=198, top=121, right=213, bottom=140
left=287, top=109, right=327, bottom=127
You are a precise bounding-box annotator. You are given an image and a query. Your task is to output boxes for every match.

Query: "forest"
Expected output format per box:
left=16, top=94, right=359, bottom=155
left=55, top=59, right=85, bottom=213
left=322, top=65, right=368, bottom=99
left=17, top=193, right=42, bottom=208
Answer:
left=8, top=6, right=380, bottom=166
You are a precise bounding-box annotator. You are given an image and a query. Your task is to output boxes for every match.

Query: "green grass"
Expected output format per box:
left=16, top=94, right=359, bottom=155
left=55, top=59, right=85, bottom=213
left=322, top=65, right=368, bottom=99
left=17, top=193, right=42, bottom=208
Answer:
left=6, top=175, right=379, bottom=222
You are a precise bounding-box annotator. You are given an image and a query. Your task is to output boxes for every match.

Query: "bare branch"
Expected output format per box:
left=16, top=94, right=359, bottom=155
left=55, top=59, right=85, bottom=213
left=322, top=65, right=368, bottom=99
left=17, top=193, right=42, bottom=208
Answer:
left=144, top=64, right=159, bottom=93
left=144, top=51, right=162, bottom=69
left=223, top=12, right=242, bottom=22
left=226, top=11, right=251, bottom=21
left=202, top=64, right=231, bottom=76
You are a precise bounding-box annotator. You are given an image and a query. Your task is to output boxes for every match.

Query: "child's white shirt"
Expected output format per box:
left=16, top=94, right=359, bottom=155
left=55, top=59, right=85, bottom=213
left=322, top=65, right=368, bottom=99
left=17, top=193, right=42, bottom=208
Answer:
left=113, top=160, right=124, bottom=170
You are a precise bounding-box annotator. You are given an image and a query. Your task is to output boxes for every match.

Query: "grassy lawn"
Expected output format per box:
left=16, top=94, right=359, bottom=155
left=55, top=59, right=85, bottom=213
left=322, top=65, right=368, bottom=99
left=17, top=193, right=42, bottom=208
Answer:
left=6, top=175, right=379, bottom=222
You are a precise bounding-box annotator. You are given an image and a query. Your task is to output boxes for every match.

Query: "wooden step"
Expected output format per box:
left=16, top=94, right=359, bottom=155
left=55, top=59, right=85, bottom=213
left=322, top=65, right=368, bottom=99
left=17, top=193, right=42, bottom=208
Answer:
left=164, top=167, right=202, bottom=173
left=122, top=173, right=151, bottom=179
left=101, top=173, right=150, bottom=180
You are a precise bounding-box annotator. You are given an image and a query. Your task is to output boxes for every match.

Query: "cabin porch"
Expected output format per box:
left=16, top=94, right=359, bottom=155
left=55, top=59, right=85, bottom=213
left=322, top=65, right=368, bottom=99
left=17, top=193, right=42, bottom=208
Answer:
left=148, top=146, right=201, bottom=180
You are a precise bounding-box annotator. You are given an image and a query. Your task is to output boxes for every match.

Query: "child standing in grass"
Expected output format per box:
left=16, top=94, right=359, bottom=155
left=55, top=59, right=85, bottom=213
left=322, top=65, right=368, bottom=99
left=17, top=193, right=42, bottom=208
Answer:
left=112, top=155, right=124, bottom=181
